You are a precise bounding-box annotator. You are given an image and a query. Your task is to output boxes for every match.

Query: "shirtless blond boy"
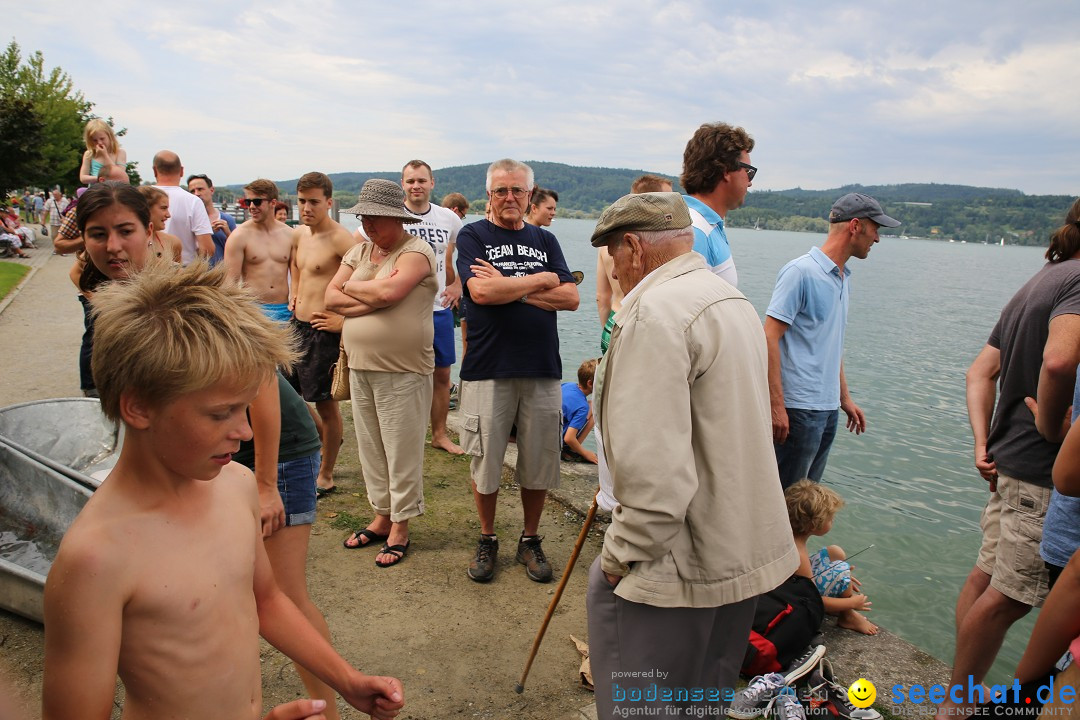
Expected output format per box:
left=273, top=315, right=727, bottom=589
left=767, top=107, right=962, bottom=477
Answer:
left=42, top=262, right=404, bottom=720
left=225, top=178, right=295, bottom=323
left=288, top=172, right=357, bottom=494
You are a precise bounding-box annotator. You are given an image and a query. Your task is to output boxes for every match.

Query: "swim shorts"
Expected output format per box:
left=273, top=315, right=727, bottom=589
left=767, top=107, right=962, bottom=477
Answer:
left=601, top=310, right=615, bottom=354
left=261, top=302, right=293, bottom=324
left=433, top=307, right=456, bottom=367
left=809, top=547, right=851, bottom=597
left=285, top=318, right=340, bottom=403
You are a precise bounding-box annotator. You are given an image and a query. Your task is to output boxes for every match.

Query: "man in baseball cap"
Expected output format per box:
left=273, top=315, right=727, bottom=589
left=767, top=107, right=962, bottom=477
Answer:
left=765, top=192, right=900, bottom=503
left=587, top=192, right=798, bottom=718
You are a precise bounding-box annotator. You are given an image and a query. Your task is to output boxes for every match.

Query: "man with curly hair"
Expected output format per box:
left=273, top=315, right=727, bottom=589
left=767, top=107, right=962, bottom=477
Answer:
left=679, top=122, right=755, bottom=287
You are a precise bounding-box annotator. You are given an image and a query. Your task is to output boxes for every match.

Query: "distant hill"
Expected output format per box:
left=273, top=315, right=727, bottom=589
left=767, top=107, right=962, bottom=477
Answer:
left=224, top=168, right=1074, bottom=246
left=222, top=162, right=678, bottom=219
left=734, top=183, right=1074, bottom=245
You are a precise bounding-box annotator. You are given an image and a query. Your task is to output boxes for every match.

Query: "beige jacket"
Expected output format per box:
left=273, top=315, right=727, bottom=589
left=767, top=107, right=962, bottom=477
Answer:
left=598, top=252, right=798, bottom=608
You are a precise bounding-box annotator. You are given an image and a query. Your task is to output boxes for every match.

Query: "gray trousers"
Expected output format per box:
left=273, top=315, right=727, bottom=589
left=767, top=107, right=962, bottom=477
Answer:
left=586, top=556, right=757, bottom=719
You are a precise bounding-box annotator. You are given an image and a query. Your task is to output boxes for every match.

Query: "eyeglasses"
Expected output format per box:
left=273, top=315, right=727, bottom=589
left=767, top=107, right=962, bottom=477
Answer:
left=491, top=186, right=529, bottom=199
left=737, top=162, right=757, bottom=182
left=239, top=198, right=269, bottom=208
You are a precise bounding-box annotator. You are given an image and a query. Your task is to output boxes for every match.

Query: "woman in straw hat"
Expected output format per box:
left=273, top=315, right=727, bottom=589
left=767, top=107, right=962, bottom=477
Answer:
left=328, top=179, right=437, bottom=568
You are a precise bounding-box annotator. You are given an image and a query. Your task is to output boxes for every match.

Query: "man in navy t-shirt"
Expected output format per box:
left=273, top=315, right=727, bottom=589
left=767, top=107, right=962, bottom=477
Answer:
left=455, top=158, right=579, bottom=584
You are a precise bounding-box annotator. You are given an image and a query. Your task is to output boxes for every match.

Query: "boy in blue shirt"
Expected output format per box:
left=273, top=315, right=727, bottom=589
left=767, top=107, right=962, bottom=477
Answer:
left=561, top=358, right=598, bottom=464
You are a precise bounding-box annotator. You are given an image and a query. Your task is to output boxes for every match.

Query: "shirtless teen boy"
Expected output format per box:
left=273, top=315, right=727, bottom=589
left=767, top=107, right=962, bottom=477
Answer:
left=42, top=261, right=403, bottom=720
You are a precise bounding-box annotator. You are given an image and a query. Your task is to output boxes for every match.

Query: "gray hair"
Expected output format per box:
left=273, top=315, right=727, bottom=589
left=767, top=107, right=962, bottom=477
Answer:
left=607, top=226, right=693, bottom=248
left=485, top=158, right=535, bottom=192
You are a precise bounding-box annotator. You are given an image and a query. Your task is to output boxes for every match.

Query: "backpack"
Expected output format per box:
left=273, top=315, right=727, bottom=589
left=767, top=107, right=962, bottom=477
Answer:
left=741, top=574, right=825, bottom=677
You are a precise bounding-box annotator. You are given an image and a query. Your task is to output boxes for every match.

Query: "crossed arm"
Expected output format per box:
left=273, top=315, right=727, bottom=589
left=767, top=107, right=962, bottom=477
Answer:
left=466, top=258, right=579, bottom=310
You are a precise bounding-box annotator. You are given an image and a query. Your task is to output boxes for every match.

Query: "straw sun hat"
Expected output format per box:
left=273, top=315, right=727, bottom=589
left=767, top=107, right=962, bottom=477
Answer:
left=344, top=178, right=421, bottom=223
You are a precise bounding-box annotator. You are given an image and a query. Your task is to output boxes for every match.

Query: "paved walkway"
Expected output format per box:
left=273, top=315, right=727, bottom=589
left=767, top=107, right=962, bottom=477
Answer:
left=0, top=230, right=84, bottom=407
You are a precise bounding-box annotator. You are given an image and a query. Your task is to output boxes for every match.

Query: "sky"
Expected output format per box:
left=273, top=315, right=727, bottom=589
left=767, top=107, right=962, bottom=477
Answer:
left=8, top=1, right=1080, bottom=195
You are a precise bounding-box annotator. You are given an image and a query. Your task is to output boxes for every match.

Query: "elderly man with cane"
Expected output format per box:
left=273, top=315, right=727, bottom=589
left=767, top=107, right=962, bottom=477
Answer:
left=585, top=192, right=798, bottom=718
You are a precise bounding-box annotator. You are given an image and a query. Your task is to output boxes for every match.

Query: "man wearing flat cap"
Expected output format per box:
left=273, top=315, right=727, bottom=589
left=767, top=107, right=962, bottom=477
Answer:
left=587, top=192, right=797, bottom=719
left=766, top=192, right=900, bottom=493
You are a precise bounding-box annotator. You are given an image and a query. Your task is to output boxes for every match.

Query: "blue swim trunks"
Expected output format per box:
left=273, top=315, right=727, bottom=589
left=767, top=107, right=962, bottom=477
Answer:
left=262, top=302, right=293, bottom=323
left=809, top=547, right=851, bottom=597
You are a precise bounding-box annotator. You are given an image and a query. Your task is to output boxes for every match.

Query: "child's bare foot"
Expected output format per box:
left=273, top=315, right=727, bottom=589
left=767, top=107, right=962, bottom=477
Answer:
left=431, top=435, right=465, bottom=455
left=838, top=609, right=878, bottom=635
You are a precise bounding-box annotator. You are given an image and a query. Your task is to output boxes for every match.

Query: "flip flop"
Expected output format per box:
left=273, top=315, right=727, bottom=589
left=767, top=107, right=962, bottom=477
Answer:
left=343, top=528, right=389, bottom=549
left=316, top=485, right=337, bottom=499
left=374, top=541, right=410, bottom=568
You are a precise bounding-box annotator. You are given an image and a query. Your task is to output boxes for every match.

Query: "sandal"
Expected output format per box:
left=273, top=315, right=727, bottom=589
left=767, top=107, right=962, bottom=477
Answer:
left=316, top=485, right=337, bottom=498
left=343, top=528, right=388, bottom=550
left=375, top=541, right=410, bottom=568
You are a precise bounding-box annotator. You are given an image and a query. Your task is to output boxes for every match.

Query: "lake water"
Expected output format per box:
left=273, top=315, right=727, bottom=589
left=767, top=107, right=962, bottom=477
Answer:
left=340, top=214, right=1050, bottom=681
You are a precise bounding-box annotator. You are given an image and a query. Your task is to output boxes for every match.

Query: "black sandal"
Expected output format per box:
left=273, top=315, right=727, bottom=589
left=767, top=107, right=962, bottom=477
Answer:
left=375, top=541, right=410, bottom=567
left=343, top=528, right=388, bottom=549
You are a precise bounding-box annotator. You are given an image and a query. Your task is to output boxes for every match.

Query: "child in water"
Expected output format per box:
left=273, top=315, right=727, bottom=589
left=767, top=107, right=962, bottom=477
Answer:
left=785, top=479, right=878, bottom=635
left=78, top=118, right=127, bottom=185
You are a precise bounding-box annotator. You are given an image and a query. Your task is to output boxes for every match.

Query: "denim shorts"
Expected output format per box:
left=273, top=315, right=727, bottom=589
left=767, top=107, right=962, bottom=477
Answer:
left=279, top=452, right=320, bottom=526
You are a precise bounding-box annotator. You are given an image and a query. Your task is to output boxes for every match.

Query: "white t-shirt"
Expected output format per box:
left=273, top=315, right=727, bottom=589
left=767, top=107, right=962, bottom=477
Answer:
left=156, top=185, right=212, bottom=264
left=403, top=203, right=462, bottom=311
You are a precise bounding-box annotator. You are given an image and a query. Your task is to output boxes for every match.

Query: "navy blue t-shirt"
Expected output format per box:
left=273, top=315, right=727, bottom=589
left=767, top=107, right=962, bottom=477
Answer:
left=456, top=220, right=574, bottom=380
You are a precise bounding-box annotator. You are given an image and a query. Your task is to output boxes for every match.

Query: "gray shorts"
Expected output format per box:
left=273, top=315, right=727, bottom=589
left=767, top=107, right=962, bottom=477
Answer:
left=459, top=378, right=562, bottom=495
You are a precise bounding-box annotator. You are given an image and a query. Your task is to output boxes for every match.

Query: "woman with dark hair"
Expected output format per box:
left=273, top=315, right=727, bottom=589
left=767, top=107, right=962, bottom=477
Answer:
left=69, top=182, right=155, bottom=396
left=1045, top=198, right=1080, bottom=263
left=525, top=187, right=558, bottom=227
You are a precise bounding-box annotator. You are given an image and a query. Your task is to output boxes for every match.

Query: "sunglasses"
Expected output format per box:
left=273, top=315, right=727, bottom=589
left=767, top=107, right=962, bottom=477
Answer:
left=239, top=197, right=270, bottom=208
left=737, top=162, right=758, bottom=182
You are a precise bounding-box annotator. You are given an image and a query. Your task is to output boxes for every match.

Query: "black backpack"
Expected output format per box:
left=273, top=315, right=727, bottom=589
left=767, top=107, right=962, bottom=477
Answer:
left=741, top=574, right=825, bottom=677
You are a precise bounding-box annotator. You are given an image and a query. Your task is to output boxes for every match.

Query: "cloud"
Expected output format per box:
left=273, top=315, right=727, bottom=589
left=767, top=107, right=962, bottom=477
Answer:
left=6, top=1, right=1080, bottom=194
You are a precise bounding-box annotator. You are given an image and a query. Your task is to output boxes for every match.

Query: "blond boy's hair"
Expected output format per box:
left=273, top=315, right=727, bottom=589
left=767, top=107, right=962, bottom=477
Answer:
left=91, top=261, right=297, bottom=422
left=784, top=479, right=845, bottom=536
left=578, top=358, right=599, bottom=388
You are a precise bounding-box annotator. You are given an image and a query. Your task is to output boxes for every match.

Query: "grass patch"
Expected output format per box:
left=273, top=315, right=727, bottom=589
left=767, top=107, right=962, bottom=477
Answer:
left=0, top=261, right=30, bottom=302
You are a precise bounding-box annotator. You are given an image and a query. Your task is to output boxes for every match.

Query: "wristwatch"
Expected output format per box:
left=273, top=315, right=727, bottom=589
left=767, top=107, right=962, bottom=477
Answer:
left=519, top=294, right=528, bottom=303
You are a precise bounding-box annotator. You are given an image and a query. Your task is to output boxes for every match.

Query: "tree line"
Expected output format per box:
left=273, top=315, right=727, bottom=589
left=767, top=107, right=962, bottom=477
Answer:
left=257, top=166, right=1072, bottom=246
left=0, top=40, right=139, bottom=197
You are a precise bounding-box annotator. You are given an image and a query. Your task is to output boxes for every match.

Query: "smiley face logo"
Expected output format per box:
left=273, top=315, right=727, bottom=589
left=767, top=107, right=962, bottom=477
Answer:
left=847, top=678, right=876, bottom=708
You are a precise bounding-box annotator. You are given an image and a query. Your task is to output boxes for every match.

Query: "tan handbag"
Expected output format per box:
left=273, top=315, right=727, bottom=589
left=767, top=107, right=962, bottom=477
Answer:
left=330, top=343, right=350, bottom=401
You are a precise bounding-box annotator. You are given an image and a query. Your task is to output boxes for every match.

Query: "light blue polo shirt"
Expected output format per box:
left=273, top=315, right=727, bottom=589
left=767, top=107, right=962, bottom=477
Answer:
left=766, top=247, right=850, bottom=410
left=683, top=195, right=737, bottom=287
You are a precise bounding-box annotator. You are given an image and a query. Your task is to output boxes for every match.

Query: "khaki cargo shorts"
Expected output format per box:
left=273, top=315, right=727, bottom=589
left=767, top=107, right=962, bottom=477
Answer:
left=976, top=473, right=1051, bottom=607
left=458, top=378, right=562, bottom=495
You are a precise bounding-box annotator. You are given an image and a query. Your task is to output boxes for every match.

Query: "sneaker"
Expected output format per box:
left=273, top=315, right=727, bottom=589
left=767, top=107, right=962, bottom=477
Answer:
left=783, top=645, right=826, bottom=686
left=467, top=535, right=498, bottom=582
left=802, top=659, right=881, bottom=720
left=771, top=688, right=806, bottom=720
left=516, top=533, right=553, bottom=582
left=728, top=672, right=787, bottom=719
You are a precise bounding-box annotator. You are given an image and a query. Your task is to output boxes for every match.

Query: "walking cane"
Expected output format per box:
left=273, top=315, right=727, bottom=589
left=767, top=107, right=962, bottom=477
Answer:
left=515, top=487, right=601, bottom=694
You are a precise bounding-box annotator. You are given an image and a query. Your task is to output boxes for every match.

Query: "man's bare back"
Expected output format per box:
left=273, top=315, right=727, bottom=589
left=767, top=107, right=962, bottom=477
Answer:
left=44, top=462, right=266, bottom=719
left=290, top=219, right=357, bottom=325
left=225, top=219, right=294, bottom=304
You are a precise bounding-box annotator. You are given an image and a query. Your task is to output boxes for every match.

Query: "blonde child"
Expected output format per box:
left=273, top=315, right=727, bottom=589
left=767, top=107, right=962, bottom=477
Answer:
left=78, top=118, right=127, bottom=185
left=784, top=479, right=878, bottom=635
left=43, top=257, right=404, bottom=719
